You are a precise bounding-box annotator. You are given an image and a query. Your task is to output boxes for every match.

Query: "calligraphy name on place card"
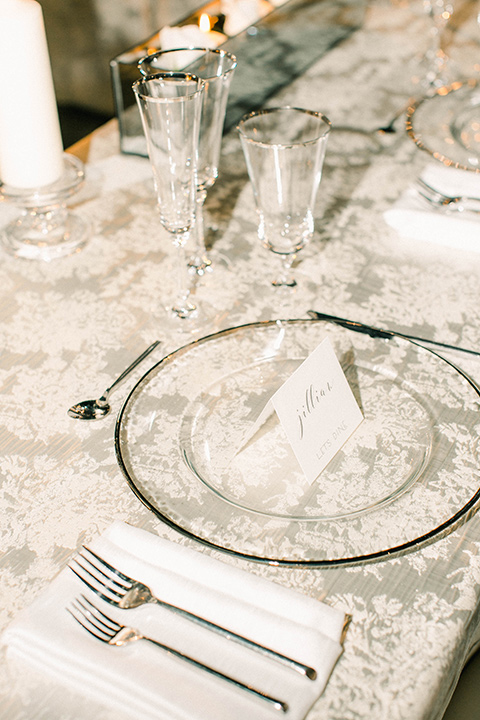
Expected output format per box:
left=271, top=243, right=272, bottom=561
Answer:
left=271, top=337, right=363, bottom=484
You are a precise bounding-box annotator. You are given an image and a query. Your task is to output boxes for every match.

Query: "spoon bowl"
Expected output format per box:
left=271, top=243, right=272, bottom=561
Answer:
left=68, top=341, right=161, bottom=421
left=68, top=397, right=111, bottom=420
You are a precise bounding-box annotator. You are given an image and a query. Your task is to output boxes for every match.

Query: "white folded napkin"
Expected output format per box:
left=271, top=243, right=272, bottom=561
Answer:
left=1, top=521, right=347, bottom=720
left=384, top=163, right=480, bottom=252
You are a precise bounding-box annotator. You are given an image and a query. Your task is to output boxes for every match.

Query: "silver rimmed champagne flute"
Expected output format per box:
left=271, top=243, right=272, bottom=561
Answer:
left=237, top=107, right=331, bottom=287
left=138, top=48, right=237, bottom=275
left=133, top=72, right=204, bottom=320
left=421, top=0, right=454, bottom=90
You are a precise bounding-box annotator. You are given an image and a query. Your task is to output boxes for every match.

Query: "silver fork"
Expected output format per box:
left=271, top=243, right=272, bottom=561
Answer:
left=68, top=594, right=289, bottom=713
left=416, top=177, right=480, bottom=213
left=69, top=546, right=317, bottom=680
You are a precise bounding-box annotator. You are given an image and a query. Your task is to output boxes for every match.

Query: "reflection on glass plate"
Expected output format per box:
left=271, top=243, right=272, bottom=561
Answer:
left=407, top=79, right=480, bottom=172
left=115, top=320, right=480, bottom=566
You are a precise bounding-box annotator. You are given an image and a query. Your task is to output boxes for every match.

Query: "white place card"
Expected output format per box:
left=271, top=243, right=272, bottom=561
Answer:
left=271, top=337, right=363, bottom=484
left=237, top=337, right=364, bottom=484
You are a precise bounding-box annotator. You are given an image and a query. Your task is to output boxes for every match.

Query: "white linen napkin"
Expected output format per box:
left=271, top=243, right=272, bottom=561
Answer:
left=384, top=163, right=480, bottom=252
left=1, top=521, right=347, bottom=720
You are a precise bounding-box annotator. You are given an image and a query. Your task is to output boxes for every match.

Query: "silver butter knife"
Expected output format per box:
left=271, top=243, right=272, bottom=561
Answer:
left=307, top=310, right=480, bottom=358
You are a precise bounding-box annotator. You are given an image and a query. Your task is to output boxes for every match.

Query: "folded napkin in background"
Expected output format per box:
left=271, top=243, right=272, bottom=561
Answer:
left=384, top=163, right=480, bottom=252
left=2, top=521, right=348, bottom=720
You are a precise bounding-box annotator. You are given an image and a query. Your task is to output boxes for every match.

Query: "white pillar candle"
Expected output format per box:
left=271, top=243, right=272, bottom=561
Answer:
left=0, top=0, right=64, bottom=189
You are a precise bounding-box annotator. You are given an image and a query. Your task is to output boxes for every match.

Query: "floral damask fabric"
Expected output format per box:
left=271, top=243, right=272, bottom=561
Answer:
left=2, top=1, right=480, bottom=718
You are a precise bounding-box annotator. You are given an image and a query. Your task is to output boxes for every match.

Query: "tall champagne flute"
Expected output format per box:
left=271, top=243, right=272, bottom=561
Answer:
left=138, top=48, right=237, bottom=275
left=133, top=72, right=204, bottom=319
left=237, top=107, right=331, bottom=287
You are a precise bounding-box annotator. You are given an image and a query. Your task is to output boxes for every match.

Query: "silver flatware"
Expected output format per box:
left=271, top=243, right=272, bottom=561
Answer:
left=416, top=178, right=480, bottom=213
left=376, top=102, right=413, bottom=135
left=69, top=545, right=316, bottom=680
left=307, top=310, right=480, bottom=358
left=68, top=594, right=289, bottom=713
left=67, top=341, right=161, bottom=420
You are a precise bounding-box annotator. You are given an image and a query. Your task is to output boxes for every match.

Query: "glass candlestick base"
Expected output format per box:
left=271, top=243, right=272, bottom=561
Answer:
left=0, top=153, right=88, bottom=261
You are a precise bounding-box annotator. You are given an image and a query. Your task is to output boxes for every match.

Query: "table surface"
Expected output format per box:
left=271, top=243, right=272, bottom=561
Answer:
left=2, top=1, right=480, bottom=718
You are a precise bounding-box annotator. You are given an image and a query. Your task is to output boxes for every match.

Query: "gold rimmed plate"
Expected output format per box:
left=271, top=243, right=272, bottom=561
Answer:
left=407, top=79, right=480, bottom=172
left=115, top=319, right=480, bottom=566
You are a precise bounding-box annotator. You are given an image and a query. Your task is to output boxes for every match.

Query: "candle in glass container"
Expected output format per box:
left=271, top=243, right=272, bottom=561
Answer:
left=0, top=0, right=64, bottom=189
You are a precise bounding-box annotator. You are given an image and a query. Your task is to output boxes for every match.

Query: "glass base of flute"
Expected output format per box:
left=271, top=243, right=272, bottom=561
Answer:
left=164, top=237, right=222, bottom=338
left=0, top=154, right=88, bottom=262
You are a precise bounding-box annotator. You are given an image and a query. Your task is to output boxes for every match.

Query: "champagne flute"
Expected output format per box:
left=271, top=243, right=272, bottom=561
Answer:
left=237, top=107, right=331, bottom=287
left=421, top=0, right=454, bottom=90
left=138, top=48, right=237, bottom=275
left=133, top=72, right=204, bottom=320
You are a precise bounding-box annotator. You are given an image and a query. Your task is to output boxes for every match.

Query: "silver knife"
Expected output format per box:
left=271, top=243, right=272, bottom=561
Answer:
left=307, top=310, right=480, bottom=358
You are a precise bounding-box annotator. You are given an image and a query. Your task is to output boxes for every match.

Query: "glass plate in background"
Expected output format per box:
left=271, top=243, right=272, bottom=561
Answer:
left=115, top=320, right=480, bottom=565
left=407, top=79, right=480, bottom=172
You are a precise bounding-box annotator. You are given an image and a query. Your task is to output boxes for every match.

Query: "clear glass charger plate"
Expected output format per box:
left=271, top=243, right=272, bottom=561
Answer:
left=115, top=319, right=480, bottom=566
left=406, top=79, right=480, bottom=172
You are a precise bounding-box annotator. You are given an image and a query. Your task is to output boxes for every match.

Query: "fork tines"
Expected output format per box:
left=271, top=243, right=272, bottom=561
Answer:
left=417, top=177, right=442, bottom=196
left=68, top=594, right=118, bottom=642
left=69, top=546, right=131, bottom=604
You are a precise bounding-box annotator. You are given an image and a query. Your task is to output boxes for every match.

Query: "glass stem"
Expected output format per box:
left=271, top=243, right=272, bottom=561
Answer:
left=423, top=0, right=452, bottom=88
left=172, top=233, right=197, bottom=319
left=188, top=188, right=212, bottom=275
left=272, top=253, right=297, bottom=288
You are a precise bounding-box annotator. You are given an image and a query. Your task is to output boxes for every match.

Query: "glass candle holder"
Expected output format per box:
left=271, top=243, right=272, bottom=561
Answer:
left=0, top=153, right=88, bottom=261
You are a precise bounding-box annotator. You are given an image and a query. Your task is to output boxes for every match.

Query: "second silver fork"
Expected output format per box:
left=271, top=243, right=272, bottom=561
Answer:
left=69, top=594, right=289, bottom=713
left=69, top=546, right=317, bottom=680
left=416, top=178, right=480, bottom=213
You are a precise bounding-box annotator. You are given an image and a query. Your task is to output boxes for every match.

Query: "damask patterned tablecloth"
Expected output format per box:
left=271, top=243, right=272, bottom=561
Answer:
left=1, top=1, right=480, bottom=718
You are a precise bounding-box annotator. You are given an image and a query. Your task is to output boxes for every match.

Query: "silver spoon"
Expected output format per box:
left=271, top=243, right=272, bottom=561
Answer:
left=68, top=341, right=161, bottom=420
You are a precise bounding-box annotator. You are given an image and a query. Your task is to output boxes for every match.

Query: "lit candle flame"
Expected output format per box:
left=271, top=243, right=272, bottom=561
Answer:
left=199, top=13, right=212, bottom=33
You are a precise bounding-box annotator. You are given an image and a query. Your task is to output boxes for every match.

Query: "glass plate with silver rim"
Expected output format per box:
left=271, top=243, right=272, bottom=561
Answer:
left=406, top=79, right=480, bottom=172
left=115, top=319, right=480, bottom=566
